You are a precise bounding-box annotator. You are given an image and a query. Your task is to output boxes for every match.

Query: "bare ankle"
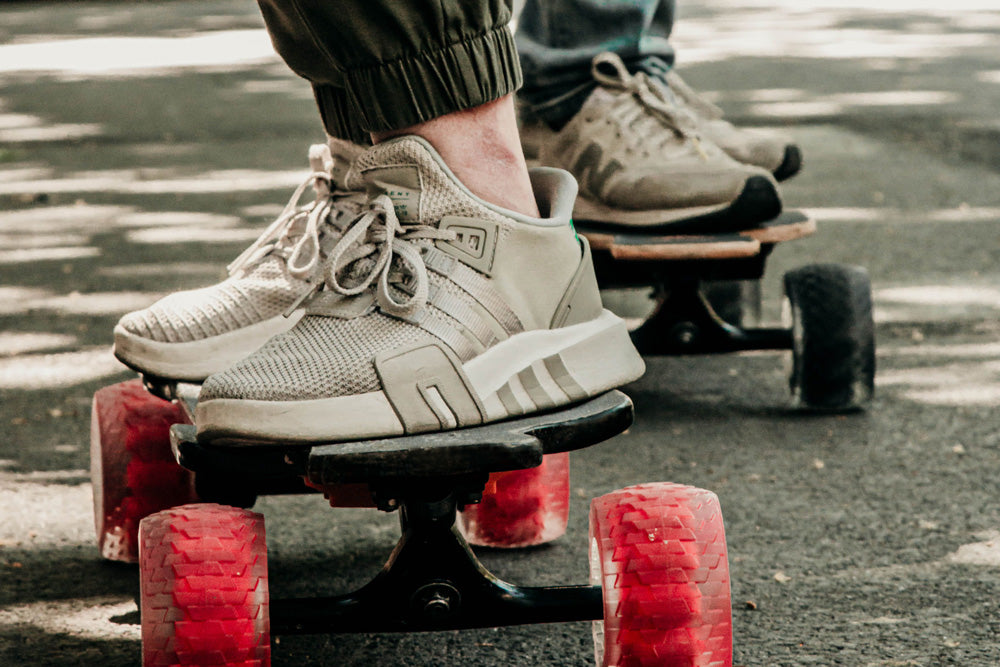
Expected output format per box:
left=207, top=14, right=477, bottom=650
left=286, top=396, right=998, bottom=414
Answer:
left=372, top=95, right=540, bottom=218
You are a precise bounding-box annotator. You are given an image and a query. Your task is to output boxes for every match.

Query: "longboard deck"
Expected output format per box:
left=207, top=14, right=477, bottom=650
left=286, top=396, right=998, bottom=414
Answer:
left=578, top=209, right=815, bottom=261
left=170, top=391, right=634, bottom=482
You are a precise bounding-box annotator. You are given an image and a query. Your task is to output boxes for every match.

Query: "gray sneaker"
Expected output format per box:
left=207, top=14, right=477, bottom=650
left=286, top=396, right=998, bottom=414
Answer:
left=520, top=52, right=781, bottom=235
left=665, top=69, right=802, bottom=181
left=195, top=136, right=645, bottom=444
left=113, top=140, right=367, bottom=381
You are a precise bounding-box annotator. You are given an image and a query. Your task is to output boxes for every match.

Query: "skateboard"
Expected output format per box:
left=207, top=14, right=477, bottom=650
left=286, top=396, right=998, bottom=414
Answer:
left=90, top=382, right=734, bottom=666
left=577, top=210, right=876, bottom=411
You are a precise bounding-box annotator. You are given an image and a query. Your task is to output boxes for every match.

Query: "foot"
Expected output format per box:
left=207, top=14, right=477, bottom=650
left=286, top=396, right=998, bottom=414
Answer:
left=195, top=136, right=646, bottom=444
left=113, top=140, right=367, bottom=381
left=519, top=52, right=782, bottom=235
left=664, top=69, right=803, bottom=182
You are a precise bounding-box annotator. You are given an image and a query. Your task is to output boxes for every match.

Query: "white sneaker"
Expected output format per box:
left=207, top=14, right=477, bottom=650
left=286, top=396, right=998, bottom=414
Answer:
left=195, top=136, right=646, bottom=444
left=113, top=141, right=366, bottom=381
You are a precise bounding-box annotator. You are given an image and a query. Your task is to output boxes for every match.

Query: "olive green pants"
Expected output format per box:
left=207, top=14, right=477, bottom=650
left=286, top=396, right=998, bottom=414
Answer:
left=257, top=0, right=522, bottom=144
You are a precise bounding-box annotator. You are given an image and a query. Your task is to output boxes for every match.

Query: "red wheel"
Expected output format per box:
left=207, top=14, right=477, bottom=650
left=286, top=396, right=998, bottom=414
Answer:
left=90, top=379, right=197, bottom=563
left=140, top=503, right=270, bottom=667
left=589, top=483, right=732, bottom=667
left=457, top=452, right=570, bottom=548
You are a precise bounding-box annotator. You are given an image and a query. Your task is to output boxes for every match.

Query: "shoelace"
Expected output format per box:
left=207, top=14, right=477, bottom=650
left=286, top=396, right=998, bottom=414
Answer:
left=226, top=144, right=359, bottom=284
left=591, top=52, right=708, bottom=159
left=324, top=193, right=456, bottom=318
left=665, top=69, right=725, bottom=121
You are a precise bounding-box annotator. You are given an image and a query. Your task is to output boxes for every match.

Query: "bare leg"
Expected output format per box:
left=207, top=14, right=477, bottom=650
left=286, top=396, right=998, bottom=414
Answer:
left=372, top=94, right=540, bottom=218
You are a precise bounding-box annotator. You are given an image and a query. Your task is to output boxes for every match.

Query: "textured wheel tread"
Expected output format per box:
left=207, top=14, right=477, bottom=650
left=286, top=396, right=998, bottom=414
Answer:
left=458, top=452, right=570, bottom=548
left=140, top=504, right=269, bottom=667
left=92, top=380, right=195, bottom=562
left=785, top=264, right=875, bottom=410
left=591, top=483, right=732, bottom=667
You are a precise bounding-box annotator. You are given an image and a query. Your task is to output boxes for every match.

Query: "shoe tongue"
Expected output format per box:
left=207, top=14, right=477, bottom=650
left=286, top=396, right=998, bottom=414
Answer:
left=327, top=138, right=366, bottom=184
left=349, top=136, right=485, bottom=225
left=364, top=162, right=423, bottom=223
left=586, top=83, right=619, bottom=109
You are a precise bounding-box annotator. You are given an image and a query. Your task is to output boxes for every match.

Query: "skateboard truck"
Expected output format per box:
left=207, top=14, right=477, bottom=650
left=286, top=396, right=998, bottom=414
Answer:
left=631, top=275, right=792, bottom=355
left=584, top=213, right=802, bottom=357
left=141, top=373, right=180, bottom=402
left=265, top=484, right=603, bottom=635
left=579, top=210, right=876, bottom=410
left=168, top=391, right=631, bottom=634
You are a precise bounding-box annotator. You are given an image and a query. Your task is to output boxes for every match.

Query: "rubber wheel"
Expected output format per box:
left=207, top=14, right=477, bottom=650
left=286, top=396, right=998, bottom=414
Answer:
left=91, top=379, right=197, bottom=563
left=140, top=503, right=270, bottom=667
left=457, top=452, right=570, bottom=548
left=784, top=264, right=875, bottom=410
left=590, top=483, right=732, bottom=667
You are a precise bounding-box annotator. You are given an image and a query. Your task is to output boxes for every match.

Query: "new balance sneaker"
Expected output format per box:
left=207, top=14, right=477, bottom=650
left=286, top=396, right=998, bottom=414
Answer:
left=195, top=135, right=645, bottom=444
left=519, top=52, right=782, bottom=234
left=113, top=140, right=367, bottom=381
left=665, top=69, right=802, bottom=181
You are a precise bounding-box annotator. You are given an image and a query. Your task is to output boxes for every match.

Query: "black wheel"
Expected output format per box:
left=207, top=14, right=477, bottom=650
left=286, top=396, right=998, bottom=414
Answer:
left=784, top=264, right=875, bottom=410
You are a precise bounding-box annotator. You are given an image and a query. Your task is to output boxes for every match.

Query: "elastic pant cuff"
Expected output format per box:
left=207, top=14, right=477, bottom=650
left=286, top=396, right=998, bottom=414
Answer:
left=313, top=85, right=370, bottom=145
left=338, top=25, right=522, bottom=135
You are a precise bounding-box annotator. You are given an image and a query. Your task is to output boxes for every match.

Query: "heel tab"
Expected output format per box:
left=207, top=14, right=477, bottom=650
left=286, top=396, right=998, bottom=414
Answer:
left=529, top=167, right=578, bottom=222
left=550, top=235, right=603, bottom=329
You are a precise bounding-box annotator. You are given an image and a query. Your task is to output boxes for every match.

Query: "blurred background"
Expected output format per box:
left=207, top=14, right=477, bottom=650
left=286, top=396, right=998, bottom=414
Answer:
left=1, top=1, right=999, bottom=665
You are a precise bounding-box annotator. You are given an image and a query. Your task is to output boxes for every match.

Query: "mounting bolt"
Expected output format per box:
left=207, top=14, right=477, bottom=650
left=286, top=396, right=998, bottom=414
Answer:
left=412, top=583, right=461, bottom=622
left=374, top=495, right=400, bottom=512
left=424, top=592, right=450, bottom=617
left=670, top=322, right=700, bottom=346
left=142, top=375, right=177, bottom=401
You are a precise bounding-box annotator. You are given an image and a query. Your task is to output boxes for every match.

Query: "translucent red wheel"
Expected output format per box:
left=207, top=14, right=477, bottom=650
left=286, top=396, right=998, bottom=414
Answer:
left=90, top=379, right=196, bottom=563
left=457, top=452, right=570, bottom=548
left=589, top=483, right=732, bottom=667
left=140, top=503, right=270, bottom=667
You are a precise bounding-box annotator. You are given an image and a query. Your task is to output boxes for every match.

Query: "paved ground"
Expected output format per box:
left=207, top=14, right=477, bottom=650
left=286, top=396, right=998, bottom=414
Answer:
left=1, top=1, right=999, bottom=665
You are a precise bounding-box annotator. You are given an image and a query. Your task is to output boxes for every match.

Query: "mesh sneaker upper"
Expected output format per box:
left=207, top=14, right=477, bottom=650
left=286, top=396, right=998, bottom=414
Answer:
left=116, top=143, right=365, bottom=345
left=199, top=312, right=433, bottom=401
left=198, top=136, right=569, bottom=405
left=117, top=256, right=308, bottom=343
left=348, top=139, right=514, bottom=230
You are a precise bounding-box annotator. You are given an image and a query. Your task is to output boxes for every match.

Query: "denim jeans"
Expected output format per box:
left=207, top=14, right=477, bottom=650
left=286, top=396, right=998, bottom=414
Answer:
left=517, top=0, right=675, bottom=125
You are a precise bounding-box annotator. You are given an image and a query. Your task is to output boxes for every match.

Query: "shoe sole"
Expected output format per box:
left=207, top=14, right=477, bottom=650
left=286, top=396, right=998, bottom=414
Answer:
left=113, top=311, right=303, bottom=382
left=195, top=310, right=645, bottom=444
left=573, top=175, right=783, bottom=235
left=773, top=145, right=803, bottom=182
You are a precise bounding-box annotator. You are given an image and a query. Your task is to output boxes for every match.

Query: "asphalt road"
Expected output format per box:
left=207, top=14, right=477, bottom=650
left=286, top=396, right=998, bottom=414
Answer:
left=1, top=1, right=999, bottom=665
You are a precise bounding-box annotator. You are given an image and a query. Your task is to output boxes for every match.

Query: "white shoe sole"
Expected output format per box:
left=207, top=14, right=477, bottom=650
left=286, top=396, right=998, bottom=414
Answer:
left=196, top=309, right=645, bottom=444
left=113, top=311, right=303, bottom=382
